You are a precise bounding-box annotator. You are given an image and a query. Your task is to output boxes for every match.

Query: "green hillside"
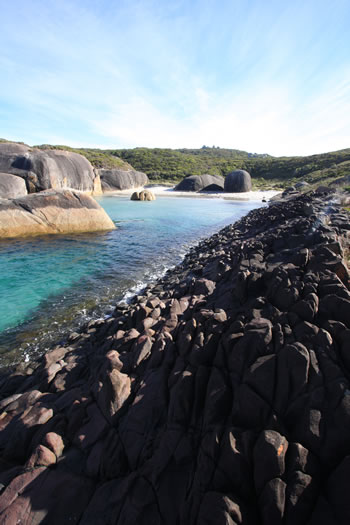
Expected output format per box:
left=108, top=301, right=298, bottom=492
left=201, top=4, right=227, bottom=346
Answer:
left=112, top=146, right=350, bottom=189
left=3, top=139, right=350, bottom=189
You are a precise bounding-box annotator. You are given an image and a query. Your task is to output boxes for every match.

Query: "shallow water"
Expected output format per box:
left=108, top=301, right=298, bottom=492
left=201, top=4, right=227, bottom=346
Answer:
left=0, top=195, right=262, bottom=366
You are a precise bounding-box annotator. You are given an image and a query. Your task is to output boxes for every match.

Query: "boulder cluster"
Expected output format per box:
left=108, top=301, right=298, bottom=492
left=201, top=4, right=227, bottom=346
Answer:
left=176, top=170, right=252, bottom=194
left=0, top=142, right=150, bottom=238
left=0, top=143, right=101, bottom=196
left=0, top=189, right=349, bottom=524
left=130, top=189, right=156, bottom=201
left=175, top=174, right=225, bottom=192
left=0, top=142, right=149, bottom=199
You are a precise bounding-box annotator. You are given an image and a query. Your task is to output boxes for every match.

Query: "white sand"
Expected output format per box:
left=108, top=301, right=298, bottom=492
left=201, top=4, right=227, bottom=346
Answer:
left=104, top=185, right=281, bottom=202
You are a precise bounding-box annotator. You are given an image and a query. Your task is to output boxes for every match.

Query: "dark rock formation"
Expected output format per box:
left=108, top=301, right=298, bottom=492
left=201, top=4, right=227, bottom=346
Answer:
left=130, top=190, right=156, bottom=201
left=98, top=168, right=149, bottom=191
left=224, top=169, right=252, bottom=192
left=0, top=189, right=349, bottom=524
left=175, top=174, right=224, bottom=192
left=0, top=173, right=27, bottom=199
left=0, top=143, right=101, bottom=195
left=0, top=190, right=115, bottom=238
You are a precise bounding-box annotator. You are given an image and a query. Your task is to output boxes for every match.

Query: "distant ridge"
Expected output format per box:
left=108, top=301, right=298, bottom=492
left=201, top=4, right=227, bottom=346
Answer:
left=1, top=139, right=350, bottom=189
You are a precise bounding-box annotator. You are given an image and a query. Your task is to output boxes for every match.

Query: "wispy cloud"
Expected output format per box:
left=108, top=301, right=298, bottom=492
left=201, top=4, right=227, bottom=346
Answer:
left=1, top=0, right=349, bottom=155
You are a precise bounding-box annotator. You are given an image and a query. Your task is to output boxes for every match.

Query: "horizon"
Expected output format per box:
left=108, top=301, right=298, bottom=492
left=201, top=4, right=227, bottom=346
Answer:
left=1, top=0, right=350, bottom=157
left=2, top=138, right=350, bottom=160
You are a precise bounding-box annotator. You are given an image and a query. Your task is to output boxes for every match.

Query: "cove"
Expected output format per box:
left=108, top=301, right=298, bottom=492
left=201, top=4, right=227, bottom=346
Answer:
left=0, top=195, right=263, bottom=366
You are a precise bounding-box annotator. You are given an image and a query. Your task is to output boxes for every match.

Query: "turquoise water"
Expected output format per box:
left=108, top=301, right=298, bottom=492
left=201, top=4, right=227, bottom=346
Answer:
left=0, top=195, right=262, bottom=365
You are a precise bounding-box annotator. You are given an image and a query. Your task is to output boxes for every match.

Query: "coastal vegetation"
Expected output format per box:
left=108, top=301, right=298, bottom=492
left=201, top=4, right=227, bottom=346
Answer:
left=2, top=138, right=350, bottom=189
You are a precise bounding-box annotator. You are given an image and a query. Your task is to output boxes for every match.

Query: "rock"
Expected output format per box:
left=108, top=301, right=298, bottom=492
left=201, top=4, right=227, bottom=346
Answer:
left=254, top=431, right=288, bottom=493
left=98, top=168, right=148, bottom=191
left=0, top=142, right=101, bottom=194
left=0, top=172, right=27, bottom=198
left=197, top=492, right=243, bottom=524
left=199, top=183, right=224, bottom=193
left=0, top=189, right=115, bottom=238
left=175, top=174, right=224, bottom=192
left=26, top=444, right=57, bottom=468
left=130, top=190, right=156, bottom=201
left=0, top=188, right=349, bottom=524
left=0, top=467, right=94, bottom=524
left=43, top=432, right=65, bottom=458
left=224, top=170, right=252, bottom=193
left=259, top=478, right=286, bottom=524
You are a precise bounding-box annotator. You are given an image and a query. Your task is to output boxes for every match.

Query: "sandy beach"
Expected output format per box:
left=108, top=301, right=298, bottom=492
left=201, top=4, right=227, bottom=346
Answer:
left=103, top=185, right=282, bottom=201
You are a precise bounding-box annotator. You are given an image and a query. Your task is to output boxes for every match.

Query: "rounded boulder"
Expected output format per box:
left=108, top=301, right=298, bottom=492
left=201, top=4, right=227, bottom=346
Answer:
left=99, top=169, right=149, bottom=191
left=0, top=173, right=28, bottom=199
left=130, top=190, right=156, bottom=201
left=175, top=174, right=224, bottom=192
left=224, top=170, right=252, bottom=193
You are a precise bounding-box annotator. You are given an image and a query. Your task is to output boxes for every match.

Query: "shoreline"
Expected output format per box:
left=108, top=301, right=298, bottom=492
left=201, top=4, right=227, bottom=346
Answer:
left=0, top=188, right=349, bottom=523
left=102, top=185, right=281, bottom=201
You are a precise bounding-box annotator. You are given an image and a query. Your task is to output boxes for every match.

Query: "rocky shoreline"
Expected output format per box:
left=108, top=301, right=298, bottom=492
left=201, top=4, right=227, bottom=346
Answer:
left=0, top=189, right=349, bottom=524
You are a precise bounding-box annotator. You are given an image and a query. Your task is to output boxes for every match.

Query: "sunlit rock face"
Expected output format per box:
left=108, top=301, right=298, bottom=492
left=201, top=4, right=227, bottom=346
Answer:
left=0, top=143, right=100, bottom=194
left=0, top=172, right=28, bottom=199
left=0, top=189, right=116, bottom=238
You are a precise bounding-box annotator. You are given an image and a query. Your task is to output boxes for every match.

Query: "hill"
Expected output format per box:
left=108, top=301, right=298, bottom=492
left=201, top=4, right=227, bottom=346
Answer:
left=112, top=146, right=350, bottom=189
left=3, top=139, right=350, bottom=189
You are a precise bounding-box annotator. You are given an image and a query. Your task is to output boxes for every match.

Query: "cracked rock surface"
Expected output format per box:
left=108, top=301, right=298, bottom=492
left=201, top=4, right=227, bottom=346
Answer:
left=0, top=189, right=349, bottom=524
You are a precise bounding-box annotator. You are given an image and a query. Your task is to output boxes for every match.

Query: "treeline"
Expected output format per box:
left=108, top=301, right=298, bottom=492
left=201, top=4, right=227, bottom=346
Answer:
left=111, top=146, right=350, bottom=188
left=13, top=139, right=350, bottom=188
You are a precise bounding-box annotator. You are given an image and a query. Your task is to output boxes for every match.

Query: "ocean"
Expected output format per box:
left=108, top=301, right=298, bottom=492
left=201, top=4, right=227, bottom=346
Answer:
left=0, top=195, right=263, bottom=366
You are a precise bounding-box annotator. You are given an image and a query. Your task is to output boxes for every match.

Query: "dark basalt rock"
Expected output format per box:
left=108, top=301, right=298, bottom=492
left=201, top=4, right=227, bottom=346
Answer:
left=0, top=189, right=349, bottom=524
left=175, top=174, right=224, bottom=192
left=224, top=169, right=252, bottom=192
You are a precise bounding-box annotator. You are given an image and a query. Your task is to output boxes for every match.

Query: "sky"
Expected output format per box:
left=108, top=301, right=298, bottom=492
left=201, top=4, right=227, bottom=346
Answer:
left=1, top=0, right=350, bottom=156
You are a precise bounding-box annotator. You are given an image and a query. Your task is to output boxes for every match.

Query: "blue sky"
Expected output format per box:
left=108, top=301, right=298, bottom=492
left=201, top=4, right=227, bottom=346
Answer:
left=1, top=0, right=349, bottom=156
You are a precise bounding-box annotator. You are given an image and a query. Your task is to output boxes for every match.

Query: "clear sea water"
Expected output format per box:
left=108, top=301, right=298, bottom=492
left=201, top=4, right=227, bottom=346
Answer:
left=0, top=195, right=262, bottom=367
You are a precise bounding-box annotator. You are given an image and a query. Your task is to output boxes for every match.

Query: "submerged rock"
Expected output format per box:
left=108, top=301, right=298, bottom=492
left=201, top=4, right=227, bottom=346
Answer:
left=0, top=189, right=116, bottom=238
left=224, top=169, right=252, bottom=192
